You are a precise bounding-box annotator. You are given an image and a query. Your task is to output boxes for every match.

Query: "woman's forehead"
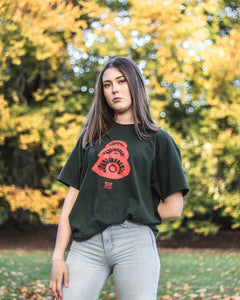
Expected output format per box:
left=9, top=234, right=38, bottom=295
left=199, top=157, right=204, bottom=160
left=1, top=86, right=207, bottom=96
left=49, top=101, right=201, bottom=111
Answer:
left=102, top=67, right=124, bottom=82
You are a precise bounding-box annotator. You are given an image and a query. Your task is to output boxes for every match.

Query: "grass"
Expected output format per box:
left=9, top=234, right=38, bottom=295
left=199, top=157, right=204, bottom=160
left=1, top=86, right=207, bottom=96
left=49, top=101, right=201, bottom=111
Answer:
left=0, top=250, right=240, bottom=299
left=158, top=251, right=240, bottom=299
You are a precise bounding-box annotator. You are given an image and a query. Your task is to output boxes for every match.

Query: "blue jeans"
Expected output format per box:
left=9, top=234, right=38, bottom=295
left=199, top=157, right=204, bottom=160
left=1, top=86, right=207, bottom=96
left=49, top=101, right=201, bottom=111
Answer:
left=63, top=221, right=160, bottom=300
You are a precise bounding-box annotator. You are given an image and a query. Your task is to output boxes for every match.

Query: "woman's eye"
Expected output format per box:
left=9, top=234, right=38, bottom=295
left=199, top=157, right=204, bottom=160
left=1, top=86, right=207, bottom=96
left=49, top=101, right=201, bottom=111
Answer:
left=119, top=79, right=126, bottom=84
left=104, top=83, right=111, bottom=88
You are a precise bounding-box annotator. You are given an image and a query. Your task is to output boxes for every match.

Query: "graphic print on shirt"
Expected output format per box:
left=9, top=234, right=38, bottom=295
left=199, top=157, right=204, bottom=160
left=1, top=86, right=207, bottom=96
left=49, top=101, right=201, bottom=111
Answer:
left=92, top=140, right=130, bottom=180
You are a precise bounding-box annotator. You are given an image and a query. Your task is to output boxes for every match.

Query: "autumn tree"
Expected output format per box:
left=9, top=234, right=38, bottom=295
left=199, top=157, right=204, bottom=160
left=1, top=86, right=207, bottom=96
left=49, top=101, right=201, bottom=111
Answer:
left=0, top=0, right=117, bottom=226
left=97, top=0, right=240, bottom=236
left=0, top=0, right=239, bottom=236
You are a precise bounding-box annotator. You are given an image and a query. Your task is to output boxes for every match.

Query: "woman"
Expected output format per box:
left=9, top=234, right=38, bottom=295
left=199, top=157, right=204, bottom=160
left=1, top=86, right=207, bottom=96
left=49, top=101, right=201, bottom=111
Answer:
left=49, top=57, right=189, bottom=300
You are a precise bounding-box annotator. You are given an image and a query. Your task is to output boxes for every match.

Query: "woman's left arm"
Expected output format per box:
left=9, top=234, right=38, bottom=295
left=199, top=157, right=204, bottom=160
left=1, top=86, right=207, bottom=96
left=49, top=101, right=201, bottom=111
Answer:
left=157, top=191, right=183, bottom=221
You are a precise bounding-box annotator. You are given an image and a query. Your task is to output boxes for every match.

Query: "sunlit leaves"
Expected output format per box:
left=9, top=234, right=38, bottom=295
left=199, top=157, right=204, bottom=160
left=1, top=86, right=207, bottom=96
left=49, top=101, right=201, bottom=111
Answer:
left=0, top=185, right=67, bottom=224
left=0, top=0, right=240, bottom=234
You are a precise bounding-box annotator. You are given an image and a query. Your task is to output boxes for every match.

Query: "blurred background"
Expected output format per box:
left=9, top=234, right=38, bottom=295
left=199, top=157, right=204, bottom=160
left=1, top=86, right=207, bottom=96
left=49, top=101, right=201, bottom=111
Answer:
left=0, top=0, right=239, bottom=239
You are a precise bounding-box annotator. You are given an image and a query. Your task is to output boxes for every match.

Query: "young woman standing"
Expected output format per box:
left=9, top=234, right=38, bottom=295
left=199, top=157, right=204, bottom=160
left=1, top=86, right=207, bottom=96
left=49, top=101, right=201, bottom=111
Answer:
left=49, top=57, right=189, bottom=300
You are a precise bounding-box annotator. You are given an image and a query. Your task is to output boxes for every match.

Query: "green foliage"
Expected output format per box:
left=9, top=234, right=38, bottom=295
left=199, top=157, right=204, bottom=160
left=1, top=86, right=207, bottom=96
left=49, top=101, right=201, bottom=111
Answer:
left=0, top=199, right=9, bottom=226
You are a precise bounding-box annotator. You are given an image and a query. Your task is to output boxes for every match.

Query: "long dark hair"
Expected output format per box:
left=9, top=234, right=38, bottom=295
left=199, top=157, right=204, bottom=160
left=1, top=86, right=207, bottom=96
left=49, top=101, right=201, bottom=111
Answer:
left=82, top=57, right=159, bottom=148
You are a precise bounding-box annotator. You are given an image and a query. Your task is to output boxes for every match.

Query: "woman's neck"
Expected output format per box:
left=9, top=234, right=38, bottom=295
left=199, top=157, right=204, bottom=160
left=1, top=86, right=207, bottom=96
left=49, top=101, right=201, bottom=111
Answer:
left=114, top=112, right=134, bottom=125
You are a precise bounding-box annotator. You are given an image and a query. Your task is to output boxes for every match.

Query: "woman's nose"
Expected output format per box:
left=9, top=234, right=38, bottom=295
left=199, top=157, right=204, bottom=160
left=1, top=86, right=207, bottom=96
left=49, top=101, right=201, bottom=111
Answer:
left=112, top=83, right=119, bottom=93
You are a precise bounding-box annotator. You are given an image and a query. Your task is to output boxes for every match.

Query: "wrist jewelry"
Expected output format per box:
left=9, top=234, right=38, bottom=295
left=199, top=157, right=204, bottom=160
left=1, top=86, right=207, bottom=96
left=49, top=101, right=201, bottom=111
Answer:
left=52, top=258, right=64, bottom=262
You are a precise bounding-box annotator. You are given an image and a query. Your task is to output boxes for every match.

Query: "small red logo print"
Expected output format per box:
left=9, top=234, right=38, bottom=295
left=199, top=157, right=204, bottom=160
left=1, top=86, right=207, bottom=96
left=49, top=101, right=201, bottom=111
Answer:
left=104, top=182, right=112, bottom=189
left=92, top=140, right=130, bottom=180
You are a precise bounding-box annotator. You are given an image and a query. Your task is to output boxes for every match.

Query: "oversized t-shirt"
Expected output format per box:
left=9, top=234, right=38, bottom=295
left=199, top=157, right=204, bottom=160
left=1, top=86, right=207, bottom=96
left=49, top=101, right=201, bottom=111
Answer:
left=57, top=122, right=189, bottom=241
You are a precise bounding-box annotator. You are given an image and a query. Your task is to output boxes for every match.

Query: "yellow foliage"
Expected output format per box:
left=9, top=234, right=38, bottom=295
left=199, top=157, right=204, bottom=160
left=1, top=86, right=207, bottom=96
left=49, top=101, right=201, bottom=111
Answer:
left=128, top=0, right=181, bottom=34
left=0, top=95, right=14, bottom=145
left=0, top=0, right=115, bottom=75
left=203, top=28, right=240, bottom=93
left=113, top=0, right=215, bottom=98
left=213, top=203, right=224, bottom=210
left=0, top=184, right=67, bottom=224
left=150, top=99, right=165, bottom=121
left=188, top=221, right=220, bottom=236
left=0, top=0, right=239, bottom=233
left=0, top=94, right=9, bottom=115
left=185, top=210, right=195, bottom=218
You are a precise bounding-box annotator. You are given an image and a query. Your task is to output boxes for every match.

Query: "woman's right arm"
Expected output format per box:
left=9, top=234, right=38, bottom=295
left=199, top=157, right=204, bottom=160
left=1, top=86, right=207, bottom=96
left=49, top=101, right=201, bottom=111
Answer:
left=49, top=186, right=79, bottom=300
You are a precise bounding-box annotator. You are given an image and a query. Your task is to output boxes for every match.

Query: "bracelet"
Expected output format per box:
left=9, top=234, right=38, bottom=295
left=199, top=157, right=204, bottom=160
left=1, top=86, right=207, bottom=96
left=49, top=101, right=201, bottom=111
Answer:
left=52, top=258, right=64, bottom=262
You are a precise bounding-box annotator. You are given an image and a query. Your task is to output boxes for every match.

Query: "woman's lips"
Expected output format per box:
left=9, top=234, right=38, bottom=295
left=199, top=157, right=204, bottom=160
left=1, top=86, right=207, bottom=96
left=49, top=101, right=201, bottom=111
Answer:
left=113, top=97, right=122, bottom=102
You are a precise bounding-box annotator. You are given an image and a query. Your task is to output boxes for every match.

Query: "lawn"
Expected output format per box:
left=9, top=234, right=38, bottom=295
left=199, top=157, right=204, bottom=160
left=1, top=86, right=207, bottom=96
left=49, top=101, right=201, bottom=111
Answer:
left=0, top=250, right=239, bottom=299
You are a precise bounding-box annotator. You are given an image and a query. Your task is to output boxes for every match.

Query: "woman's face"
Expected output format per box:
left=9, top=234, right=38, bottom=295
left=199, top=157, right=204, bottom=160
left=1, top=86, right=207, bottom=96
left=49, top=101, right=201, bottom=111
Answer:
left=102, top=67, right=133, bottom=120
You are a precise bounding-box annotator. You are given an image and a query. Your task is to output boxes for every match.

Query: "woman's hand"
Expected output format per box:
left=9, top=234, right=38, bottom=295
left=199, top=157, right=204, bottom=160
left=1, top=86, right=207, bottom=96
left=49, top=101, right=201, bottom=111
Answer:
left=49, top=260, right=69, bottom=300
left=49, top=186, right=78, bottom=299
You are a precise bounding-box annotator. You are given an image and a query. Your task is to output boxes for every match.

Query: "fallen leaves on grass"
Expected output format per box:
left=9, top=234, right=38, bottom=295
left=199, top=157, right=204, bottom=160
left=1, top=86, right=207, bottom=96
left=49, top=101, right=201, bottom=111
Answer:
left=0, top=281, right=52, bottom=300
left=0, top=281, right=118, bottom=300
left=1, top=282, right=240, bottom=300
left=158, top=281, right=240, bottom=300
left=1, top=270, right=240, bottom=299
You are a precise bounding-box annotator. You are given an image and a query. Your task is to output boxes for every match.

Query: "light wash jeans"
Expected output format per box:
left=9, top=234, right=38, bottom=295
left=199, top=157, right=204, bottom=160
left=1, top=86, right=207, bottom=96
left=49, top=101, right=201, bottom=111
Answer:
left=63, top=221, right=160, bottom=300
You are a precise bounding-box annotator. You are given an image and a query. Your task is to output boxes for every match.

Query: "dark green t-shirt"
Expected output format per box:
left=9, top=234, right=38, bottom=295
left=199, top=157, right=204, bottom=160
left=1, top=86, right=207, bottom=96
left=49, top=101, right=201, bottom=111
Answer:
left=57, top=122, right=189, bottom=241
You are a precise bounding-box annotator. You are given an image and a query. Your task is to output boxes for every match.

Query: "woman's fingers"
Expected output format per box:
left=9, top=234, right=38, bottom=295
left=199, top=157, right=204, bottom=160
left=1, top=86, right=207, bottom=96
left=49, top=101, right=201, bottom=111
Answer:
left=49, top=261, right=68, bottom=299
left=63, top=269, right=69, bottom=288
left=56, top=282, right=63, bottom=300
left=49, top=281, right=63, bottom=300
left=49, top=281, right=60, bottom=300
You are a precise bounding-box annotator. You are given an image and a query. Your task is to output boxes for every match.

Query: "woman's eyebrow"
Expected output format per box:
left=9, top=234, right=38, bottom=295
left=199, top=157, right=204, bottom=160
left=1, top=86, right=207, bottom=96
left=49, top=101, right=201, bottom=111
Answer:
left=103, top=75, right=125, bottom=83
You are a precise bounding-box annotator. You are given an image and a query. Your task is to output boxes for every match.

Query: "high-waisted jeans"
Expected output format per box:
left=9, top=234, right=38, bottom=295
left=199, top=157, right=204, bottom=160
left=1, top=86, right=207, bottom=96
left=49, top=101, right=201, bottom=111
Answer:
left=62, top=221, right=160, bottom=300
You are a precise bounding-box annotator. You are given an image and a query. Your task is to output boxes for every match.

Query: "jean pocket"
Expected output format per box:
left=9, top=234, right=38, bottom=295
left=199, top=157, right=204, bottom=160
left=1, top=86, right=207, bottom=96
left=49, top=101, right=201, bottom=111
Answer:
left=147, top=226, right=158, bottom=249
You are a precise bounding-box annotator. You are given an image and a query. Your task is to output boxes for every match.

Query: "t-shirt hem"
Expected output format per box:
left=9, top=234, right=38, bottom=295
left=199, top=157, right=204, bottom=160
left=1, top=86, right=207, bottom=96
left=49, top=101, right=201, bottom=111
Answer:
left=162, top=185, right=189, bottom=201
left=71, top=221, right=161, bottom=241
left=57, top=177, right=79, bottom=190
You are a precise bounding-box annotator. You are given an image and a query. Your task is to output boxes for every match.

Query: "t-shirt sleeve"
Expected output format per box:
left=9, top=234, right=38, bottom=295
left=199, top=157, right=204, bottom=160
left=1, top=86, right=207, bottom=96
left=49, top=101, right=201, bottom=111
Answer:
left=57, top=134, right=84, bottom=190
left=155, top=130, right=189, bottom=201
